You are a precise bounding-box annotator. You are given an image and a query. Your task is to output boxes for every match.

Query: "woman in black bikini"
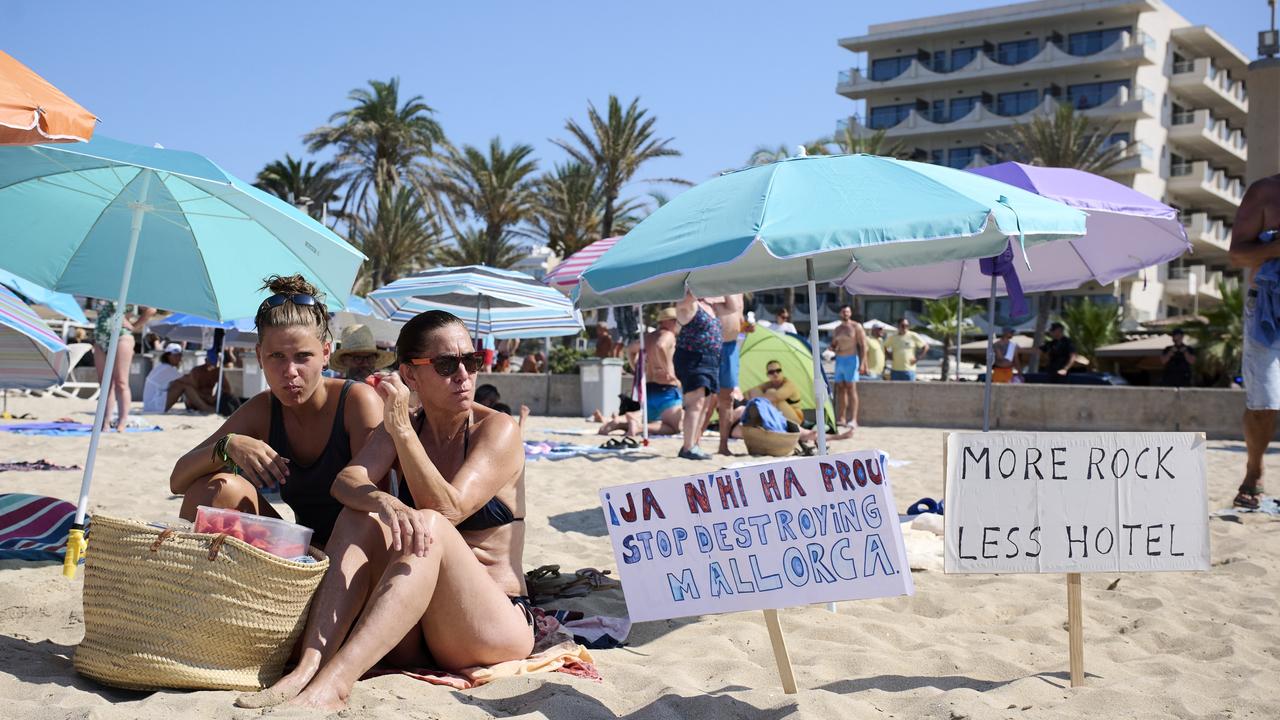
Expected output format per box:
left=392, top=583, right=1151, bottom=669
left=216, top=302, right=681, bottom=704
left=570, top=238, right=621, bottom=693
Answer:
left=244, top=310, right=531, bottom=712
left=169, top=275, right=383, bottom=547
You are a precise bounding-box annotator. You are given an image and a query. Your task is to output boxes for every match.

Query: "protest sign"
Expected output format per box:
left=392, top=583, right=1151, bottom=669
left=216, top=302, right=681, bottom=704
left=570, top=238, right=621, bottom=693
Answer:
left=599, top=450, right=913, bottom=624
left=944, top=432, right=1209, bottom=574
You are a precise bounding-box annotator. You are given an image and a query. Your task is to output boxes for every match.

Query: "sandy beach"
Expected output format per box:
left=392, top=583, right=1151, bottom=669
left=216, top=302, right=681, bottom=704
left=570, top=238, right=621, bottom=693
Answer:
left=0, top=393, right=1278, bottom=720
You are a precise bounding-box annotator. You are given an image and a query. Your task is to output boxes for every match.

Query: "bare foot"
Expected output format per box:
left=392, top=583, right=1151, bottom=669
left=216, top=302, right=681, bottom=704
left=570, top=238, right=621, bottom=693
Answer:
left=519, top=405, right=530, bottom=427
left=236, top=665, right=316, bottom=708
left=591, top=409, right=604, bottom=423
left=717, top=446, right=733, bottom=457
left=284, top=678, right=348, bottom=712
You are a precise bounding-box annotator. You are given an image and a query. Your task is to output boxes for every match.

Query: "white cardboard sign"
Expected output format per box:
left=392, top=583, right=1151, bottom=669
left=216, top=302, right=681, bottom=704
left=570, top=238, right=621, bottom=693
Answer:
left=599, top=451, right=914, bottom=623
left=944, top=432, right=1209, bottom=574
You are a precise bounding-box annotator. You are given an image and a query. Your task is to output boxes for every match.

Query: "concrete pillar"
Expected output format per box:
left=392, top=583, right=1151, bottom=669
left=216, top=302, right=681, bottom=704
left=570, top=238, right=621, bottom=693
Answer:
left=1248, top=57, right=1280, bottom=183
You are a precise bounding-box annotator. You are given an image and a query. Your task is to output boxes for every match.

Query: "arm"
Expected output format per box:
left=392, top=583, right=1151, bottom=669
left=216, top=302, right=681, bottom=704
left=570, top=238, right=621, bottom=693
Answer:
left=676, top=289, right=698, bottom=325
left=855, top=325, right=867, bottom=367
left=1230, top=180, right=1280, bottom=269
left=330, top=427, right=430, bottom=556
left=1161, top=347, right=1175, bottom=366
left=378, top=375, right=523, bottom=525
left=169, top=394, right=280, bottom=493
left=915, top=334, right=930, bottom=363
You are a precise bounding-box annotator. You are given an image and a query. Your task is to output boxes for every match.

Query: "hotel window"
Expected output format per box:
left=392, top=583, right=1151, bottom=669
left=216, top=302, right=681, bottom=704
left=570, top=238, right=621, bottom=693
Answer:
left=868, top=103, right=915, bottom=129
left=949, top=96, right=983, bottom=121
left=1066, top=80, right=1129, bottom=109
left=1067, top=26, right=1130, bottom=56
left=948, top=146, right=985, bottom=168
left=995, top=38, right=1038, bottom=65
left=995, top=90, right=1039, bottom=116
left=950, top=47, right=980, bottom=70
left=870, top=55, right=914, bottom=81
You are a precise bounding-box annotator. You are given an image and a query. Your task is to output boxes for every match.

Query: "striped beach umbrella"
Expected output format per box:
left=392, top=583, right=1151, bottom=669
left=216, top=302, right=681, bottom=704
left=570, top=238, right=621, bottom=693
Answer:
left=543, top=237, right=620, bottom=290
left=0, top=283, right=69, bottom=390
left=370, top=265, right=583, bottom=339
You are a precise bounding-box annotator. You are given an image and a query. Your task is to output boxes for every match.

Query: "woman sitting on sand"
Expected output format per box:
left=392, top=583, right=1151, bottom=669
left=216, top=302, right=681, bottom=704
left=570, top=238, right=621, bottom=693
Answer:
left=168, top=275, right=383, bottom=548
left=241, top=310, right=532, bottom=712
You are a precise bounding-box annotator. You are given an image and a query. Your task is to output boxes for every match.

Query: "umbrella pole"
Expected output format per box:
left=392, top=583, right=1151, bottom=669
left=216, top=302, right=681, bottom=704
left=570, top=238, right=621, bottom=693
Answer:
left=66, top=171, right=151, bottom=579
left=982, top=274, right=997, bottom=433
left=955, top=297, right=963, bottom=382
left=637, top=304, right=648, bottom=447
left=806, top=260, right=827, bottom=457
left=214, top=355, right=225, bottom=416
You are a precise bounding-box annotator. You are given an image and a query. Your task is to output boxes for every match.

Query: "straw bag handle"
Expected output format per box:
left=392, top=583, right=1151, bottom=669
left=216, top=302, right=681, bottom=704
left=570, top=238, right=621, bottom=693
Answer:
left=147, top=528, right=230, bottom=561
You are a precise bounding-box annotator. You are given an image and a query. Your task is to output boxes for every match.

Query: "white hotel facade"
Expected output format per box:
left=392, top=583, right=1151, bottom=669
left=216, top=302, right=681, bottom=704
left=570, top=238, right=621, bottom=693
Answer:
left=836, top=0, right=1250, bottom=324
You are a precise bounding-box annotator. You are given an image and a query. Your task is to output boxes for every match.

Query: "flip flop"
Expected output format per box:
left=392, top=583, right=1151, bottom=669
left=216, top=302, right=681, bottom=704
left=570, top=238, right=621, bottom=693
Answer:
left=1234, top=488, right=1263, bottom=510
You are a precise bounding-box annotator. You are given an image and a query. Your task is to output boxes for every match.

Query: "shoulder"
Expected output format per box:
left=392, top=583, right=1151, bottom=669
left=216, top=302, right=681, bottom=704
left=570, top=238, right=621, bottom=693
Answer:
left=471, top=407, right=521, bottom=448
left=341, top=380, right=382, bottom=416
left=225, top=391, right=273, bottom=438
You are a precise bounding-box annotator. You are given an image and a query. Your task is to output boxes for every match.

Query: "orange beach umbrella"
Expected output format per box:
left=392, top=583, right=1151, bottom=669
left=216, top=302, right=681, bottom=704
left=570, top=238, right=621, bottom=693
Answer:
left=0, top=50, right=96, bottom=145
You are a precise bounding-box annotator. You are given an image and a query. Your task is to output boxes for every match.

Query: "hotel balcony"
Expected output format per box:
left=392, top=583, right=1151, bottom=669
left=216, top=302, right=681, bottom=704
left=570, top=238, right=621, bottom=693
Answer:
left=836, top=31, right=1158, bottom=98
left=1169, top=57, right=1248, bottom=125
left=1180, top=212, right=1231, bottom=259
left=1168, top=108, right=1247, bottom=175
left=1167, top=161, right=1244, bottom=216
left=1101, top=140, right=1159, bottom=177
left=1165, top=264, right=1234, bottom=306
left=838, top=87, right=1155, bottom=142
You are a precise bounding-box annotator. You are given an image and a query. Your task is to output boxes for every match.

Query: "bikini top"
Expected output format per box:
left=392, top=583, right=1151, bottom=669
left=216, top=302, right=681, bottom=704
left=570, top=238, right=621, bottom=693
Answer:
left=397, top=411, right=523, bottom=531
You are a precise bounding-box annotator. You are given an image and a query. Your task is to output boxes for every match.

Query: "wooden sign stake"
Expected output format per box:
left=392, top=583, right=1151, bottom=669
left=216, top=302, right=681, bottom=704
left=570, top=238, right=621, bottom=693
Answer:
left=1066, top=572, right=1084, bottom=687
left=761, top=609, right=798, bottom=694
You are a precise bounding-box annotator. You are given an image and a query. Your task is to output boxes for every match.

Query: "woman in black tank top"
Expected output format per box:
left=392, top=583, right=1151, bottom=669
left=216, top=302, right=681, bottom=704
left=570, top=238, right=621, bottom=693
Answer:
left=169, top=275, right=383, bottom=548
left=243, top=311, right=532, bottom=713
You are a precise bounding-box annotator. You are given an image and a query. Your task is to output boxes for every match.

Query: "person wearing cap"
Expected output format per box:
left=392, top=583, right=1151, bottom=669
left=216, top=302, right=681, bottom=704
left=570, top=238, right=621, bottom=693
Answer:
left=330, top=325, right=396, bottom=382
left=143, top=343, right=185, bottom=412
left=991, top=327, right=1023, bottom=384
left=1160, top=328, right=1196, bottom=387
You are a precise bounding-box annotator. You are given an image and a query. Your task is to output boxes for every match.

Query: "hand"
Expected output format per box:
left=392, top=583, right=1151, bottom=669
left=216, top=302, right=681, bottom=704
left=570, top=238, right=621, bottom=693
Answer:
left=225, top=434, right=290, bottom=489
left=1057, top=368, right=1068, bottom=376
left=374, top=492, right=432, bottom=557
left=375, top=372, right=415, bottom=437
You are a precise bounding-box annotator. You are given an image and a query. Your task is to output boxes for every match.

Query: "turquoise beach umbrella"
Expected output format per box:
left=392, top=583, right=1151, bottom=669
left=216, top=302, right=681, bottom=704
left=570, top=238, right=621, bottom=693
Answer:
left=0, top=135, right=365, bottom=577
left=577, top=154, right=1087, bottom=307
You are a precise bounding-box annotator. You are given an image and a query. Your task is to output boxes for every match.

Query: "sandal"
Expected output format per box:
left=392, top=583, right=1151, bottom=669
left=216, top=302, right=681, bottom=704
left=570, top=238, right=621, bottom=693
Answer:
left=599, top=436, right=639, bottom=450
left=1234, top=487, right=1263, bottom=510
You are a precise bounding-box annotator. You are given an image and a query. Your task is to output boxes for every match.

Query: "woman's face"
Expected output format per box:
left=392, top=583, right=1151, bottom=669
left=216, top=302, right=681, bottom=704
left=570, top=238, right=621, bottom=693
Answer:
left=257, top=325, right=330, bottom=407
left=401, top=323, right=476, bottom=414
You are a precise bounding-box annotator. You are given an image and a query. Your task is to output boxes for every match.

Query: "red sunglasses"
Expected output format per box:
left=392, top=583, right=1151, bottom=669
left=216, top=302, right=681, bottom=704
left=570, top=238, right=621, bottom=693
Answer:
left=408, top=351, right=488, bottom=377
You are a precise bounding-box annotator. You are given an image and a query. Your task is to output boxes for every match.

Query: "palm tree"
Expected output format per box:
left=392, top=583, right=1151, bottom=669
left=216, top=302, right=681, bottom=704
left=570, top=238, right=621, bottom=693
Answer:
left=826, top=126, right=909, bottom=158
left=531, top=161, right=605, bottom=258
left=919, top=296, right=971, bottom=381
left=989, top=102, right=1132, bottom=369
left=350, top=186, right=441, bottom=291
left=254, top=154, right=345, bottom=222
left=1192, top=282, right=1243, bottom=386
left=746, top=139, right=830, bottom=166
left=305, top=77, right=445, bottom=214
left=435, top=227, right=525, bottom=269
left=1060, top=299, right=1122, bottom=368
left=436, top=137, right=540, bottom=251
left=553, top=95, right=686, bottom=239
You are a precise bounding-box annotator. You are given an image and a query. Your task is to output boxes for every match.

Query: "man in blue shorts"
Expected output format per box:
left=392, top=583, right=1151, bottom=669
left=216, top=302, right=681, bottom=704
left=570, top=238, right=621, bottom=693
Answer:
left=830, top=305, right=867, bottom=429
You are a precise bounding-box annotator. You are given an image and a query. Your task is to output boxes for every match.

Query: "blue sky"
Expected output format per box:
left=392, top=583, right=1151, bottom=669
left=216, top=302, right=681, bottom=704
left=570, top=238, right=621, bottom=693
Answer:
left=7, top=0, right=1263, bottom=216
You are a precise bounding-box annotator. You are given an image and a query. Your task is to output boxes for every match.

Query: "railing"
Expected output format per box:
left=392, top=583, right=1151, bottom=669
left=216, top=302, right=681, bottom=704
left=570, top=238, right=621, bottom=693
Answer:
left=838, top=69, right=853, bottom=86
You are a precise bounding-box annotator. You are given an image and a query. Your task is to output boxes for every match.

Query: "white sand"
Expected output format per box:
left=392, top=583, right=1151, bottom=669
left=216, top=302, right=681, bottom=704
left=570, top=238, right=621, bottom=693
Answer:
left=1, top=393, right=1278, bottom=719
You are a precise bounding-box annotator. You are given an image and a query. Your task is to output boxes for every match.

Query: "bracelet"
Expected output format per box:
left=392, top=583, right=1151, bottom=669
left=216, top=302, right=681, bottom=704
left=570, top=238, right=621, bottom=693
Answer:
left=213, top=434, right=239, bottom=475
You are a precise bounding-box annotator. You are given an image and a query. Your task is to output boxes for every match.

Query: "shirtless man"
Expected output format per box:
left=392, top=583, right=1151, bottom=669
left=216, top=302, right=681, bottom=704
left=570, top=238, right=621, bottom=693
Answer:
left=599, top=307, right=684, bottom=436
left=701, top=294, right=744, bottom=455
left=1229, top=175, right=1280, bottom=508
left=830, top=305, right=867, bottom=429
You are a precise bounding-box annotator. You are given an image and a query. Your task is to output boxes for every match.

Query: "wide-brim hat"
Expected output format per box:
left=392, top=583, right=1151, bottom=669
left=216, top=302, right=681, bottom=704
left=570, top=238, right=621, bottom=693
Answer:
left=657, top=307, right=678, bottom=323
left=741, top=424, right=801, bottom=457
left=331, top=324, right=396, bottom=372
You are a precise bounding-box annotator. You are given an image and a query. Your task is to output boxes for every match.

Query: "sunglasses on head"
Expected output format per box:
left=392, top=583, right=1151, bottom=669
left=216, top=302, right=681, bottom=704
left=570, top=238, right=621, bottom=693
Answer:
left=408, top=351, right=487, bottom=377
left=261, top=293, right=318, bottom=310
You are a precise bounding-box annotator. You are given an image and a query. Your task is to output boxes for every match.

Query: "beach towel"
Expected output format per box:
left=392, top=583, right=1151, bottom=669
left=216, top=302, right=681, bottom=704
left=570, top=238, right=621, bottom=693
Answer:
left=366, top=607, right=599, bottom=690
left=524, top=441, right=638, bottom=460
left=0, top=459, right=81, bottom=472
left=743, top=397, right=789, bottom=432
left=0, top=493, right=80, bottom=562
left=0, top=421, right=161, bottom=436
left=1213, top=496, right=1280, bottom=519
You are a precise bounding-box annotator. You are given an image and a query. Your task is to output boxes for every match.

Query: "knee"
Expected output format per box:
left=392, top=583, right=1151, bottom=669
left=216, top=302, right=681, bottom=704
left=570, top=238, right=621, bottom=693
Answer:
left=178, top=473, right=256, bottom=520
left=329, top=506, right=390, bottom=549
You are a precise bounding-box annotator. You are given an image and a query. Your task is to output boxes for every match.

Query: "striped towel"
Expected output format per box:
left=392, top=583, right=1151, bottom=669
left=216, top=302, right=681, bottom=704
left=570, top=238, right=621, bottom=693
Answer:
left=0, top=494, right=80, bottom=562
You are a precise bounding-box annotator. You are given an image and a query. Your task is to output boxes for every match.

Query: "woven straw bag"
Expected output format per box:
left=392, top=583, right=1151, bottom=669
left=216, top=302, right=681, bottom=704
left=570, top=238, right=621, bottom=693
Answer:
left=74, top=514, right=329, bottom=691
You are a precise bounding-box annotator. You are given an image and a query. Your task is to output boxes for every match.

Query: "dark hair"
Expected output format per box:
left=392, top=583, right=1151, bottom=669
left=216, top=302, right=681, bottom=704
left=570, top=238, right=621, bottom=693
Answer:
left=1050, top=322, right=1065, bottom=332
left=254, top=274, right=330, bottom=341
left=840, top=305, right=853, bottom=313
left=475, top=383, right=501, bottom=407
left=492, top=402, right=514, bottom=416
left=1171, top=328, right=1185, bottom=336
left=396, top=310, right=468, bottom=366
left=766, top=359, right=783, bottom=370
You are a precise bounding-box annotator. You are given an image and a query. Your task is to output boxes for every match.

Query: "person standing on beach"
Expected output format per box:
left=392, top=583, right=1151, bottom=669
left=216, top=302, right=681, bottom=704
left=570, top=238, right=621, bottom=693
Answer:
left=831, top=305, right=866, bottom=427
left=863, top=324, right=886, bottom=381
left=991, top=327, right=1023, bottom=383
left=1039, top=322, right=1077, bottom=381
left=885, top=317, right=929, bottom=381
left=673, top=290, right=722, bottom=460
left=1228, top=174, right=1280, bottom=508
left=1160, top=328, right=1196, bottom=388
left=91, top=301, right=155, bottom=431
left=704, top=294, right=743, bottom=455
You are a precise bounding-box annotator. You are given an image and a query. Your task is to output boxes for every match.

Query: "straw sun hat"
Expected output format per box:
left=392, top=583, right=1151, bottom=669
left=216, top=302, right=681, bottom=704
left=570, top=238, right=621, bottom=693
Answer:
left=330, top=325, right=396, bottom=373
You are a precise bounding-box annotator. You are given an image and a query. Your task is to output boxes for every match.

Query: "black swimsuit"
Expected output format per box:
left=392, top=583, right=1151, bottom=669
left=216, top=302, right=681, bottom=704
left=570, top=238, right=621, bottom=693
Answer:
left=271, top=380, right=354, bottom=547
left=396, top=412, right=523, bottom=531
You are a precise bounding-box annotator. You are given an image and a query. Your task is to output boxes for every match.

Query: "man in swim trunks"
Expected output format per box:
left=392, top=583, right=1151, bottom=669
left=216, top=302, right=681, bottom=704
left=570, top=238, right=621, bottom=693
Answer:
left=830, top=305, right=866, bottom=429
left=599, top=307, right=685, bottom=437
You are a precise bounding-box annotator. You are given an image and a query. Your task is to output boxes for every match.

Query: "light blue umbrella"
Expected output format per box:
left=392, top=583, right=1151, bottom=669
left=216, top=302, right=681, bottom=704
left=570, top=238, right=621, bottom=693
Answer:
left=0, top=135, right=365, bottom=577
left=578, top=154, right=1086, bottom=459
left=371, top=265, right=583, bottom=339
left=149, top=312, right=257, bottom=346
left=0, top=266, right=87, bottom=324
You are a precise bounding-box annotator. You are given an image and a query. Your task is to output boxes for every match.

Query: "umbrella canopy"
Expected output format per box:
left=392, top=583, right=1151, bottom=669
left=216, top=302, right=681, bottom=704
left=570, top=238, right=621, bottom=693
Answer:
left=577, top=154, right=1086, bottom=308
left=0, top=135, right=363, bottom=320
left=371, top=265, right=583, bottom=339
left=0, top=50, right=96, bottom=145
left=332, top=293, right=400, bottom=346
left=149, top=312, right=258, bottom=347
left=0, top=266, right=87, bottom=323
left=841, top=162, right=1189, bottom=298
left=0, top=284, right=69, bottom=389
left=543, top=237, right=620, bottom=290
